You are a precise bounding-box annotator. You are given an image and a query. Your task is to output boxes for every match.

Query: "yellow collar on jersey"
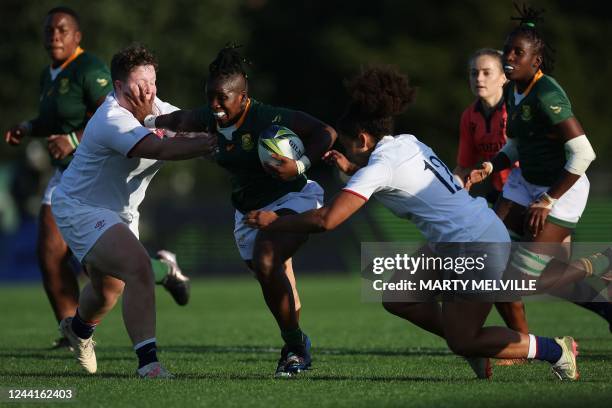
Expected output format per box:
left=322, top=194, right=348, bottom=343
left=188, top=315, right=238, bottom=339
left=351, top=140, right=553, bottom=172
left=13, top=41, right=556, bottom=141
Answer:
left=515, top=69, right=543, bottom=98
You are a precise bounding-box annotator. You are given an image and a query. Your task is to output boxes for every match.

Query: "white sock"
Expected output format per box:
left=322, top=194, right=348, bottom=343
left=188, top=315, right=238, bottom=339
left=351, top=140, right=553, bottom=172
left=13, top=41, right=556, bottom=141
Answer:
left=527, top=334, right=537, bottom=359
left=133, top=337, right=156, bottom=351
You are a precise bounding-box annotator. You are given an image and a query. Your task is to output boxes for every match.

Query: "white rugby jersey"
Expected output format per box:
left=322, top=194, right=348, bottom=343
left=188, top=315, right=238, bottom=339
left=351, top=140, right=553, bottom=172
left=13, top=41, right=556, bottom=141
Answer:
left=344, top=134, right=499, bottom=242
left=54, top=92, right=179, bottom=221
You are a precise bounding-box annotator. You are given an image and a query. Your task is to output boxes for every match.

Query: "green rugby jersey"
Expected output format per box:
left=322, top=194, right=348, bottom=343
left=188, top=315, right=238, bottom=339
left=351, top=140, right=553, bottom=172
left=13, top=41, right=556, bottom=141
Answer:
left=504, top=72, right=574, bottom=186
left=196, top=99, right=307, bottom=213
left=30, top=49, right=112, bottom=169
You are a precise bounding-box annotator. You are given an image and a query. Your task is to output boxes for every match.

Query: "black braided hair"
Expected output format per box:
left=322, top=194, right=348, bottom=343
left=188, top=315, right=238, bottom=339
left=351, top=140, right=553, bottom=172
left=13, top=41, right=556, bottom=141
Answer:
left=208, top=43, right=251, bottom=83
left=337, top=65, right=416, bottom=141
left=507, top=2, right=555, bottom=73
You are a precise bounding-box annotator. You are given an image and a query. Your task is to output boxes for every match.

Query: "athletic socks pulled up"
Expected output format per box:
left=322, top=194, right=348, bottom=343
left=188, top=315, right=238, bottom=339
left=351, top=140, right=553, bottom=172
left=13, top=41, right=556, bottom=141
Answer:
left=135, top=338, right=159, bottom=369
left=151, top=258, right=170, bottom=284
left=71, top=310, right=97, bottom=339
left=527, top=334, right=562, bottom=364
left=281, top=328, right=306, bottom=347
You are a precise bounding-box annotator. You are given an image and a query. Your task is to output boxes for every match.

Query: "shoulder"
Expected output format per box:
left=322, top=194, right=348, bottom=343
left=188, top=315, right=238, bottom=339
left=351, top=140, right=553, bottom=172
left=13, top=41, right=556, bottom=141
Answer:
left=74, top=52, right=110, bottom=76
left=372, top=135, right=419, bottom=164
left=251, top=99, right=296, bottom=123
left=461, top=101, right=478, bottom=121
left=535, top=75, right=569, bottom=100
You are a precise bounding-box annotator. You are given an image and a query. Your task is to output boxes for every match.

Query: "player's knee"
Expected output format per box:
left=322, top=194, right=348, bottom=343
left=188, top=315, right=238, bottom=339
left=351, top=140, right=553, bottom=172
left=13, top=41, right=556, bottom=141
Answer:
left=445, top=337, right=477, bottom=357
left=252, top=254, right=280, bottom=281
left=123, top=254, right=155, bottom=286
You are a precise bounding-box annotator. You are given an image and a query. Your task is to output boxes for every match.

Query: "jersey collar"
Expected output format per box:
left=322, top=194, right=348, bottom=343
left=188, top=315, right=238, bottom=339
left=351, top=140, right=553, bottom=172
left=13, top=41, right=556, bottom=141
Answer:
left=514, top=69, right=543, bottom=99
left=52, top=46, right=84, bottom=71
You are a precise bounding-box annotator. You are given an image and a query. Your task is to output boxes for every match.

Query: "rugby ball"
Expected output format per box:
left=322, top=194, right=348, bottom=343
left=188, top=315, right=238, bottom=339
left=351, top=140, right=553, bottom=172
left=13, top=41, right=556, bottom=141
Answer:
left=258, top=125, right=305, bottom=166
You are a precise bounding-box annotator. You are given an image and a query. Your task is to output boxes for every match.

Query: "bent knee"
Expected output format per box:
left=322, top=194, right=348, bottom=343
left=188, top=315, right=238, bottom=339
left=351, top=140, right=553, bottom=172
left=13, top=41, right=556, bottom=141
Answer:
left=445, top=337, right=478, bottom=357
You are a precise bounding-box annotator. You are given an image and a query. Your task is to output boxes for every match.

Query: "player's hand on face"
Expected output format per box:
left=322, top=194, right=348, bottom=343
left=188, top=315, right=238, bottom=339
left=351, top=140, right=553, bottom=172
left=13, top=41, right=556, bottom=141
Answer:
left=4, top=124, right=29, bottom=146
left=263, top=153, right=298, bottom=181
left=47, top=134, right=75, bottom=159
left=245, top=210, right=279, bottom=229
left=125, top=82, right=155, bottom=124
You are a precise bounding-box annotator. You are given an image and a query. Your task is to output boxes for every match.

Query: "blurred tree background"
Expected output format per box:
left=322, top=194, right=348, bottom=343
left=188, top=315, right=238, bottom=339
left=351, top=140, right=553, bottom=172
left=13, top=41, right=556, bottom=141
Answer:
left=1, top=0, right=611, bottom=278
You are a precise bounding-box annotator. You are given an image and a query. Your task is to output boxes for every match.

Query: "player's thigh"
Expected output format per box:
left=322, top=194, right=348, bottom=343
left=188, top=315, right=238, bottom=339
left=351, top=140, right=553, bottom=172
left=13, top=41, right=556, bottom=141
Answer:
left=83, top=223, right=151, bottom=283
left=442, top=301, right=493, bottom=342
left=252, top=209, right=308, bottom=265
left=494, top=197, right=526, bottom=237
left=383, top=244, right=438, bottom=304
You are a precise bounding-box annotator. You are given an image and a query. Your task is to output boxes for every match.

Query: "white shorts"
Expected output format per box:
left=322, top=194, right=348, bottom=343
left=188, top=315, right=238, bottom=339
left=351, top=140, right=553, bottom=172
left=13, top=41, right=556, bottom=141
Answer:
left=502, top=168, right=589, bottom=229
left=41, top=168, right=63, bottom=206
left=233, top=180, right=324, bottom=260
left=51, top=188, right=140, bottom=263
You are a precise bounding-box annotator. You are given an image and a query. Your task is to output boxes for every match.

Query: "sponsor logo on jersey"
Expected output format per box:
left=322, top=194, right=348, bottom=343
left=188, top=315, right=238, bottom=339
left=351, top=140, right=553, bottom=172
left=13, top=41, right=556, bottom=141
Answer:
left=549, top=105, right=562, bottom=114
left=520, top=105, right=532, bottom=121
left=59, top=78, right=70, bottom=94
left=96, top=78, right=109, bottom=87
left=94, top=220, right=106, bottom=230
left=241, top=134, right=254, bottom=151
left=271, top=115, right=282, bottom=123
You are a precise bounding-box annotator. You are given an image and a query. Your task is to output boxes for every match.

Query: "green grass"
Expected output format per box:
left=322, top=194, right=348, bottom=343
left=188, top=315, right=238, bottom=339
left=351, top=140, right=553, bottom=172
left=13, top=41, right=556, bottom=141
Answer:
left=0, top=276, right=610, bottom=407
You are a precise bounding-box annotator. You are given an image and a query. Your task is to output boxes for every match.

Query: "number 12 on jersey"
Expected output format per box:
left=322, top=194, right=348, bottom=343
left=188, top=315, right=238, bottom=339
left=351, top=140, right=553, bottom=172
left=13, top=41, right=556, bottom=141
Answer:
left=423, top=155, right=462, bottom=194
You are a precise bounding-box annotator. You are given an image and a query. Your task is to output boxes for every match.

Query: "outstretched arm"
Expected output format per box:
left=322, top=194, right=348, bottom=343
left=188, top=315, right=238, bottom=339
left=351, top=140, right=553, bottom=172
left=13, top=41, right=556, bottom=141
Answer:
left=245, top=190, right=366, bottom=233
left=154, top=110, right=207, bottom=132
left=128, top=132, right=217, bottom=161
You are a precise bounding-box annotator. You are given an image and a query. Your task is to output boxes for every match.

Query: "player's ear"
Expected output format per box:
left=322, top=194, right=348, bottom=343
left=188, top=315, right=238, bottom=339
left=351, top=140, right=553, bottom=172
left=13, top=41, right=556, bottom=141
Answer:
left=75, top=30, right=82, bottom=45
left=113, top=80, right=123, bottom=94
left=533, top=55, right=543, bottom=69
left=357, top=132, right=369, bottom=149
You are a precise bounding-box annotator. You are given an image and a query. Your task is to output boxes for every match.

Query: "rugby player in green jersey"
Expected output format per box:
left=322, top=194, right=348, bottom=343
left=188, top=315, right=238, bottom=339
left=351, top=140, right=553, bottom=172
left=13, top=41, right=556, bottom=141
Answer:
left=468, top=5, right=611, bottom=328
left=146, top=45, right=337, bottom=377
left=3, top=7, right=191, bottom=350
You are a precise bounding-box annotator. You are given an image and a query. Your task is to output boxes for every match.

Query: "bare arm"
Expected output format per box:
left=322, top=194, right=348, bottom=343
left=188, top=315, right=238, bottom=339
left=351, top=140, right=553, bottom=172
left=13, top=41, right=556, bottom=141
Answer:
left=127, top=132, right=216, bottom=161
left=155, top=110, right=207, bottom=132
left=245, top=190, right=366, bottom=233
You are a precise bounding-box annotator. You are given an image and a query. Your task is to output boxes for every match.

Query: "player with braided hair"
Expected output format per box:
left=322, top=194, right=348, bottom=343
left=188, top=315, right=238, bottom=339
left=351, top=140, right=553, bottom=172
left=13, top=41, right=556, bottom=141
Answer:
left=467, top=5, right=611, bottom=328
left=245, top=65, right=596, bottom=381
left=147, top=44, right=337, bottom=377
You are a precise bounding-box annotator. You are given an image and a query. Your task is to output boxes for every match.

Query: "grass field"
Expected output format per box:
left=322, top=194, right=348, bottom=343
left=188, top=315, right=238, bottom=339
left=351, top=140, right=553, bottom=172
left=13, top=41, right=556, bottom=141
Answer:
left=0, top=276, right=610, bottom=407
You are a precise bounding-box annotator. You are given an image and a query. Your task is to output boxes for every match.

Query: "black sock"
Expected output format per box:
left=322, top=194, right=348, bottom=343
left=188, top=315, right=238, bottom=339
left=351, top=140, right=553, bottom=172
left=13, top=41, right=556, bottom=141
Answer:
left=135, top=341, right=158, bottom=369
left=71, top=311, right=97, bottom=339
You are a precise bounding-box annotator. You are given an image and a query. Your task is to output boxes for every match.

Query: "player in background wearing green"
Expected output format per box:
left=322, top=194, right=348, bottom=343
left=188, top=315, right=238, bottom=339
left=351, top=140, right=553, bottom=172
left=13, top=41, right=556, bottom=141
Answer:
left=3, top=7, right=191, bottom=350
left=468, top=5, right=611, bottom=330
left=453, top=49, right=530, bottom=360
left=146, top=45, right=337, bottom=377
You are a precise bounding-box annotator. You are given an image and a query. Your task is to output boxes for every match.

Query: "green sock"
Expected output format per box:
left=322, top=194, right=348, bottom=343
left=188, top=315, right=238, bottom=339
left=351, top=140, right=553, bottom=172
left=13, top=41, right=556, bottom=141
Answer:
left=151, top=258, right=170, bottom=284
left=281, top=328, right=305, bottom=347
